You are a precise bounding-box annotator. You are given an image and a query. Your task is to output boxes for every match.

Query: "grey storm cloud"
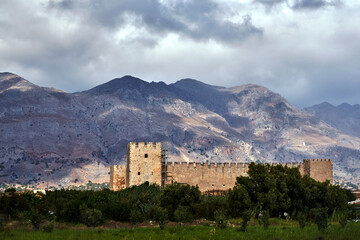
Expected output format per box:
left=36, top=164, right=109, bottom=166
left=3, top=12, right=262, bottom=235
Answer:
left=292, top=0, right=342, bottom=9
left=254, top=0, right=342, bottom=9
left=47, top=0, right=263, bottom=43
left=0, top=0, right=359, bottom=108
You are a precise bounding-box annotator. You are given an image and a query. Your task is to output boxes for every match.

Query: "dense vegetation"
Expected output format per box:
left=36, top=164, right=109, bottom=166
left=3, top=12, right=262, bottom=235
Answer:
left=0, top=163, right=357, bottom=231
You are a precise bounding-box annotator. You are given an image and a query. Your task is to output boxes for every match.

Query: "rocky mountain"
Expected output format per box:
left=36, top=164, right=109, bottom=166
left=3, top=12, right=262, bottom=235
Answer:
left=304, top=102, right=360, bottom=138
left=0, top=72, right=359, bottom=188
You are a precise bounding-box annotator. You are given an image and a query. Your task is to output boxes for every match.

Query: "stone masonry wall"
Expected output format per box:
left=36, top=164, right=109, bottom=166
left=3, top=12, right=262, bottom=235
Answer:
left=165, top=162, right=249, bottom=192
left=110, top=142, right=333, bottom=192
left=303, top=159, right=333, bottom=184
left=110, top=165, right=127, bottom=191
left=126, top=142, right=162, bottom=187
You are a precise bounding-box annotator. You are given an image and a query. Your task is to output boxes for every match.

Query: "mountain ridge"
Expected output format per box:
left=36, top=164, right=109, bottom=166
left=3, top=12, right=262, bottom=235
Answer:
left=0, top=72, right=359, bottom=188
left=305, top=102, right=360, bottom=138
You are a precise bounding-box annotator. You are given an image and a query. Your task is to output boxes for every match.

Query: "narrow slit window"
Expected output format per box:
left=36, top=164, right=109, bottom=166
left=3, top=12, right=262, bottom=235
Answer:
left=144, top=153, right=148, bottom=158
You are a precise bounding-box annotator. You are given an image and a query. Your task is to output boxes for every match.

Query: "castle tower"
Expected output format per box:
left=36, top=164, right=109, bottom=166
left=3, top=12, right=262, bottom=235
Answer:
left=110, top=165, right=127, bottom=191
left=126, top=142, right=162, bottom=187
left=302, top=159, right=333, bottom=184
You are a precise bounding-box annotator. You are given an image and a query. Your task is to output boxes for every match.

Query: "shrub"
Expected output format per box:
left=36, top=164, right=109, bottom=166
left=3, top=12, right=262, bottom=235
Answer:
left=258, top=210, right=270, bottom=230
left=214, top=209, right=227, bottom=229
left=152, top=206, right=168, bottom=230
left=81, top=208, right=103, bottom=227
left=297, top=212, right=306, bottom=229
left=4, top=188, right=16, bottom=193
left=240, top=209, right=251, bottom=232
left=130, top=209, right=144, bottom=225
left=174, top=206, right=193, bottom=223
left=42, top=222, right=54, bottom=232
left=314, top=208, right=328, bottom=231
left=27, top=208, right=43, bottom=230
left=339, top=209, right=349, bottom=228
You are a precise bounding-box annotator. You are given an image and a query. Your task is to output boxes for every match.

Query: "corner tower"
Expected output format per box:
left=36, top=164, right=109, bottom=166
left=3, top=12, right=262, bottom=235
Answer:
left=126, top=142, right=162, bottom=187
left=302, top=159, right=333, bottom=184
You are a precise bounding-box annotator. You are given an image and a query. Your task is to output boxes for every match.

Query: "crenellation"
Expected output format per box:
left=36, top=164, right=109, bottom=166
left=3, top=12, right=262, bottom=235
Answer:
left=110, top=142, right=333, bottom=192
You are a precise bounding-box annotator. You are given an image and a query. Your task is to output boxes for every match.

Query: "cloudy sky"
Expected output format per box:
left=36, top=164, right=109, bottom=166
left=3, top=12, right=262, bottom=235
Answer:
left=0, top=0, right=359, bottom=107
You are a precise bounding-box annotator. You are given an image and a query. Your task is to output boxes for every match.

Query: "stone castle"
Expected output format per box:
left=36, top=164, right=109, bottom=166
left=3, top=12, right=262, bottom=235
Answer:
left=110, top=142, right=333, bottom=192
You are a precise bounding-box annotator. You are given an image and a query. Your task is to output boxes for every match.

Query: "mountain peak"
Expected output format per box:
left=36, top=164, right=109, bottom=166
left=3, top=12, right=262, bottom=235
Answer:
left=84, top=75, right=149, bottom=95
left=0, top=72, right=37, bottom=93
left=0, top=72, right=21, bottom=81
left=173, top=78, right=224, bottom=90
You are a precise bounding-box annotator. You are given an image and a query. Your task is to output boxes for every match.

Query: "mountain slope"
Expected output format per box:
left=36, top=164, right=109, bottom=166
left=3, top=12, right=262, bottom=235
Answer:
left=0, top=73, right=359, bottom=188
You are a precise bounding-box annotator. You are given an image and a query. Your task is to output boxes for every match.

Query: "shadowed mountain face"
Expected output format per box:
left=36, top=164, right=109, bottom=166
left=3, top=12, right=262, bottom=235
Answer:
left=0, top=73, right=359, bottom=187
left=305, top=102, right=360, bottom=138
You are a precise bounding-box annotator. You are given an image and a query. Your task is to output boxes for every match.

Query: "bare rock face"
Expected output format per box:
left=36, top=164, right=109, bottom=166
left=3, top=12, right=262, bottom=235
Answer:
left=0, top=73, right=359, bottom=188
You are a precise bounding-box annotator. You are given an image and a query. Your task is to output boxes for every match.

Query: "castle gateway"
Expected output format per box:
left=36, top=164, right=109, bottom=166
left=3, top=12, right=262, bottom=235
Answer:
left=110, top=142, right=333, bottom=192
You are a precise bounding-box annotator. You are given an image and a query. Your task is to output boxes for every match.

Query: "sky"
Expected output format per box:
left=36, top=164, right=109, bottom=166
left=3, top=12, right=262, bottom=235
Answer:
left=0, top=0, right=359, bottom=108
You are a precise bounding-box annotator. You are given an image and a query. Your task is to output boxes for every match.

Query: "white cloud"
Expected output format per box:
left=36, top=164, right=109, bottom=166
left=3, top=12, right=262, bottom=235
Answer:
left=0, top=0, right=359, bottom=107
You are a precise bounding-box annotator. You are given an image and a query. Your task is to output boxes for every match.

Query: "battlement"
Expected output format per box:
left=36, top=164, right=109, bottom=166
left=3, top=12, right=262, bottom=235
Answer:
left=110, top=164, right=126, bottom=170
left=304, top=159, right=332, bottom=162
left=111, top=142, right=333, bottom=191
left=128, top=142, right=161, bottom=150
left=167, top=161, right=252, bottom=169
left=165, top=161, right=305, bottom=169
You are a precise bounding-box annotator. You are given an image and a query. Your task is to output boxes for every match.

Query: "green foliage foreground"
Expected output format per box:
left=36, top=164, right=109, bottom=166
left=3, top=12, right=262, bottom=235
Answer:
left=1, top=223, right=360, bottom=240
left=0, top=163, right=357, bottom=230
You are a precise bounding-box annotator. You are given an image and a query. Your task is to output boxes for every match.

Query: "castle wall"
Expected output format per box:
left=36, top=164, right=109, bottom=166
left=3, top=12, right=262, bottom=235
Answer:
left=126, top=142, right=162, bottom=187
left=110, top=165, right=127, bottom=191
left=165, top=162, right=249, bottom=192
left=110, top=142, right=333, bottom=191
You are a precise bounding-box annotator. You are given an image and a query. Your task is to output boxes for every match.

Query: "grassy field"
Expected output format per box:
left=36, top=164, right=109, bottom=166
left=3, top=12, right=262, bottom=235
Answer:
left=1, top=221, right=360, bottom=240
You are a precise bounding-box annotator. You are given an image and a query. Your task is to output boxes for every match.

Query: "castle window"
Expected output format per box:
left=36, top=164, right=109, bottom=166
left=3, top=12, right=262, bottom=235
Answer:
left=145, top=153, right=148, bottom=158
left=212, top=184, right=214, bottom=187
left=138, top=172, right=140, bottom=175
left=223, top=184, right=225, bottom=187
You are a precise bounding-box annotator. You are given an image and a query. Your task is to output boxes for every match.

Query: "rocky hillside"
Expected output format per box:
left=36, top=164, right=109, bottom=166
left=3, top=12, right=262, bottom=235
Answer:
left=305, top=102, right=360, bottom=138
left=0, top=73, right=359, bottom=188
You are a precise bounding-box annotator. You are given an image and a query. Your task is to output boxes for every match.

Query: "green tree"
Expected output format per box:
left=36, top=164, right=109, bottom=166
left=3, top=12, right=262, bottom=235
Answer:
left=228, top=185, right=252, bottom=218
left=160, top=183, right=201, bottom=221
